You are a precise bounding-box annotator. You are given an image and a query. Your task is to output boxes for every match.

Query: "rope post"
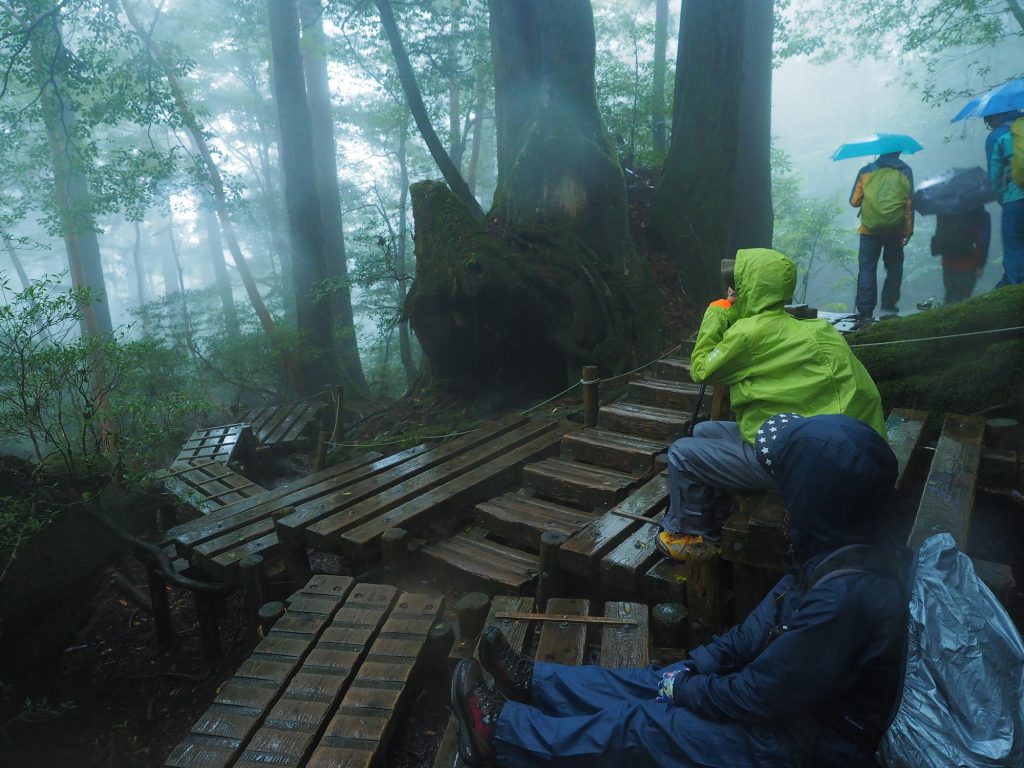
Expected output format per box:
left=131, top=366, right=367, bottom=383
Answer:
left=582, top=365, right=599, bottom=428
left=380, top=528, right=408, bottom=579
left=537, top=530, right=568, bottom=611
left=273, top=506, right=313, bottom=588
left=314, top=430, right=329, bottom=472
left=652, top=603, right=689, bottom=650
left=258, top=601, right=286, bottom=635
left=455, top=592, right=491, bottom=639
left=684, top=541, right=722, bottom=648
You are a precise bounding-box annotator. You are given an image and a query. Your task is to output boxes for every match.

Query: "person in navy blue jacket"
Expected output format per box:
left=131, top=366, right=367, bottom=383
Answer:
left=450, top=414, right=907, bottom=767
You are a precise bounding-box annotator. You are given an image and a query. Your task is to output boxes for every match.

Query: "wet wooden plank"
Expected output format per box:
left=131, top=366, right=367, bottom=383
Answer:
left=652, top=358, right=692, bottom=382
left=560, top=428, right=664, bottom=476
left=598, top=402, right=689, bottom=442
left=163, top=462, right=268, bottom=515
left=534, top=598, right=589, bottom=665
left=560, top=473, right=669, bottom=579
left=274, top=418, right=528, bottom=545
left=418, top=533, right=540, bottom=594
left=627, top=378, right=705, bottom=410
left=305, top=420, right=558, bottom=551
left=886, top=408, right=929, bottom=490
left=600, top=514, right=664, bottom=597
left=474, top=493, right=596, bottom=549
left=233, top=584, right=398, bottom=768
left=172, top=424, right=254, bottom=468
left=600, top=602, right=649, bottom=669
left=163, top=576, right=354, bottom=768
left=521, top=457, right=638, bottom=509
left=169, top=448, right=403, bottom=553
left=306, top=592, right=444, bottom=768
left=908, top=413, right=985, bottom=549
left=334, top=429, right=564, bottom=557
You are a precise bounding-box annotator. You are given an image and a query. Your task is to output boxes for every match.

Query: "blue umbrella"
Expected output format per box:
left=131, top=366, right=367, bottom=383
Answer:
left=831, top=133, right=924, bottom=161
left=951, top=78, right=1024, bottom=121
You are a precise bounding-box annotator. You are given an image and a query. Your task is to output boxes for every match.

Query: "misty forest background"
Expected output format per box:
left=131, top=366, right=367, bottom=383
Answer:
left=0, top=0, right=1021, bottom=586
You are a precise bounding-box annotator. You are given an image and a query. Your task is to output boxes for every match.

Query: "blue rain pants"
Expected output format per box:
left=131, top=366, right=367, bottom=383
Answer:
left=494, top=661, right=811, bottom=767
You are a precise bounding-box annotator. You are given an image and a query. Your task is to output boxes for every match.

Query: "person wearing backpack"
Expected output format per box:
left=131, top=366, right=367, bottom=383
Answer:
left=985, top=111, right=1024, bottom=286
left=450, top=414, right=908, bottom=768
left=931, top=207, right=992, bottom=303
left=849, top=151, right=915, bottom=321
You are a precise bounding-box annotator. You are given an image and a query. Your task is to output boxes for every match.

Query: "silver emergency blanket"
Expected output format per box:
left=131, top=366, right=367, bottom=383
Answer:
left=879, top=533, right=1024, bottom=767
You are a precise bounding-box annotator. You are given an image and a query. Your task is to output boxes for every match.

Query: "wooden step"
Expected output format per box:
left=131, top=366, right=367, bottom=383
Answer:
left=561, top=429, right=664, bottom=475
left=474, top=493, right=597, bottom=549
left=653, top=358, right=692, bottom=382
left=627, top=378, right=705, bottom=411
left=600, top=515, right=664, bottom=598
left=598, top=402, right=689, bottom=442
left=418, top=532, right=540, bottom=594
left=522, top=458, right=639, bottom=509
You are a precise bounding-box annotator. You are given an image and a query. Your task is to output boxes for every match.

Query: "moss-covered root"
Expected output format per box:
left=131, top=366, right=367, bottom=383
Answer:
left=851, top=286, right=1024, bottom=413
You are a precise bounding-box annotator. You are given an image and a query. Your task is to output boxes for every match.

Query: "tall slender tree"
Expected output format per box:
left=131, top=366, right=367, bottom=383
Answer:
left=267, top=0, right=338, bottom=394
left=298, top=0, right=368, bottom=396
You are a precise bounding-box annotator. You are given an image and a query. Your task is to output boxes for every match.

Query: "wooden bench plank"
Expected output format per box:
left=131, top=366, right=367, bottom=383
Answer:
left=534, top=598, right=589, bottom=665
left=163, top=576, right=354, bottom=768
left=305, top=420, right=559, bottom=551
left=233, top=584, right=399, bottom=768
left=886, top=408, right=929, bottom=490
left=333, top=429, right=564, bottom=557
left=560, top=473, right=669, bottom=579
left=163, top=462, right=268, bottom=515
left=600, top=602, right=649, bottom=668
left=306, top=592, right=444, bottom=768
left=908, top=413, right=985, bottom=549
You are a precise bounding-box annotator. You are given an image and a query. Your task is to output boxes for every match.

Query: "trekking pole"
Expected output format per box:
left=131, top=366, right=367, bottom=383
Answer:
left=684, top=382, right=708, bottom=438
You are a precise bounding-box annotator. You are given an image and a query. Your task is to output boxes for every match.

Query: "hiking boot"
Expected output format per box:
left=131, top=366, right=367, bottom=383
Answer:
left=880, top=306, right=899, bottom=319
left=479, top=627, right=534, bottom=703
left=656, top=531, right=714, bottom=561
left=451, top=658, right=503, bottom=766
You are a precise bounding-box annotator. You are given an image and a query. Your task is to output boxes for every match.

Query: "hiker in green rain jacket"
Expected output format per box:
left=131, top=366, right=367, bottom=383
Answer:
left=657, top=248, right=886, bottom=562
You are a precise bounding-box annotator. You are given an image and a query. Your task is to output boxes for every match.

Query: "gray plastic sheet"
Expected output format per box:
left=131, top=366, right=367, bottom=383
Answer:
left=879, top=533, right=1024, bottom=767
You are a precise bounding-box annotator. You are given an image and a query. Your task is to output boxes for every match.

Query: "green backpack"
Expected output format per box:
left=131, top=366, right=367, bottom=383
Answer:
left=862, top=166, right=910, bottom=233
left=1010, top=117, right=1024, bottom=188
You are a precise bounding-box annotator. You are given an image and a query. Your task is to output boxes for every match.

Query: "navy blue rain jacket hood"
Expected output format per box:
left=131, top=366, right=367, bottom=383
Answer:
left=765, top=413, right=898, bottom=555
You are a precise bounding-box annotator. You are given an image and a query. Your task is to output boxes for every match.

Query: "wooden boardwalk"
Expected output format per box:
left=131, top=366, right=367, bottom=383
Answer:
left=164, top=575, right=443, bottom=768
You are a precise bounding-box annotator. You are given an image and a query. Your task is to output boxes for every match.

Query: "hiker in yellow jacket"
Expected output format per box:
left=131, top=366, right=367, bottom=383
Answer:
left=850, top=152, right=915, bottom=322
left=656, top=248, right=886, bottom=562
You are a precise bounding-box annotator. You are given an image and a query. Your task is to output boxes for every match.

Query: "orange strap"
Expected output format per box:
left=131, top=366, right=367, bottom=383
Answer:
left=709, top=298, right=734, bottom=309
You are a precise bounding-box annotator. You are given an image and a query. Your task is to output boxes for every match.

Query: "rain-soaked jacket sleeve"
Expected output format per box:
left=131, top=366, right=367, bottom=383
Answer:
left=689, top=305, right=751, bottom=385
left=673, top=579, right=872, bottom=722
left=688, top=575, right=793, bottom=675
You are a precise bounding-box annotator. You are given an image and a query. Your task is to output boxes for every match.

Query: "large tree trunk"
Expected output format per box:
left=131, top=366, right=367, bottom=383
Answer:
left=651, top=0, right=745, bottom=303
left=651, top=0, right=668, bottom=157
left=27, top=6, right=113, bottom=337
left=728, top=0, right=774, bottom=254
left=406, top=0, right=659, bottom=396
left=267, top=0, right=338, bottom=394
left=374, top=0, right=484, bottom=221
left=299, top=0, right=368, bottom=397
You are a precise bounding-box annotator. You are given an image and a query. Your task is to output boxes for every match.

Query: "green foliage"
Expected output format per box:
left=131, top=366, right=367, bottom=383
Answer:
left=0, top=274, right=209, bottom=491
left=784, top=0, right=1024, bottom=104
left=772, top=148, right=856, bottom=304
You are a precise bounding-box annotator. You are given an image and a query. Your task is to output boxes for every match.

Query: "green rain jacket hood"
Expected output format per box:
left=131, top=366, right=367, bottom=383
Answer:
left=690, top=248, right=886, bottom=445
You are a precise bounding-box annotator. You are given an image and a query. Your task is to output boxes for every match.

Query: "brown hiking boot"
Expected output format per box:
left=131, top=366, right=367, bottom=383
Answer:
left=479, top=626, right=534, bottom=703
left=450, top=658, right=504, bottom=765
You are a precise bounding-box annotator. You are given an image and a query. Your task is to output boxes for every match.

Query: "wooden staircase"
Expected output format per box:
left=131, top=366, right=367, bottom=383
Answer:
left=416, top=356, right=707, bottom=594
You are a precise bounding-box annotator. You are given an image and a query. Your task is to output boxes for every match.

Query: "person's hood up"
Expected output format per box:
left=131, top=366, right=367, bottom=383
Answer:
left=732, top=248, right=796, bottom=318
left=755, top=413, right=898, bottom=556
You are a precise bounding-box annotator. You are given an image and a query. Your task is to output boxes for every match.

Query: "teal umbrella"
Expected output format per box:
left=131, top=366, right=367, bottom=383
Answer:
left=831, top=133, right=924, bottom=161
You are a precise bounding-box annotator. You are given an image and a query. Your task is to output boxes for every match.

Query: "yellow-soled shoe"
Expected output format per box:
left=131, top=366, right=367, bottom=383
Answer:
left=656, top=532, right=706, bottom=562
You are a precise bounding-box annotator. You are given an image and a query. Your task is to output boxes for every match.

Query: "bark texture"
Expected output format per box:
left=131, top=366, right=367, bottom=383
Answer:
left=651, top=0, right=746, bottom=303
left=728, top=0, right=774, bottom=254
left=405, top=0, right=659, bottom=397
